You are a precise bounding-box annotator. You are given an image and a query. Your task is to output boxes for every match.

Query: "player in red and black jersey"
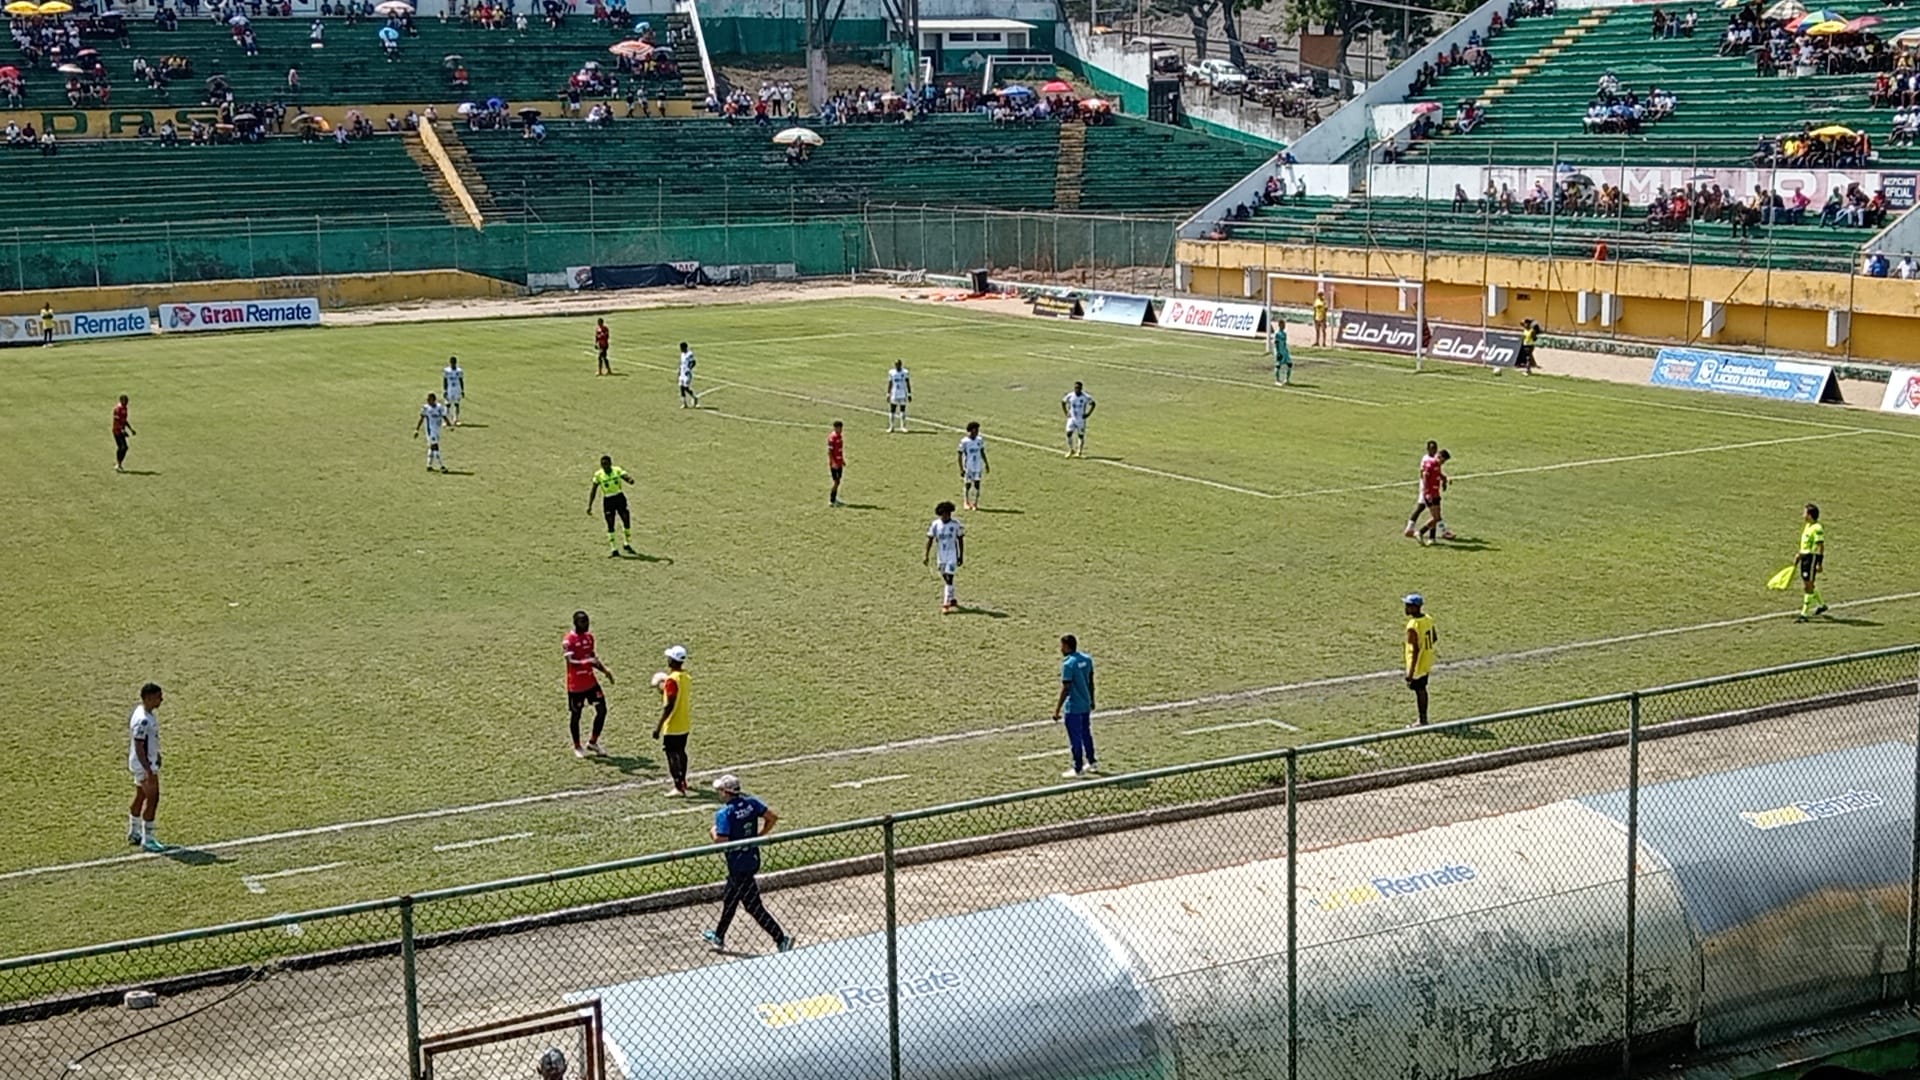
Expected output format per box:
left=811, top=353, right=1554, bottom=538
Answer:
left=564, top=610, right=615, bottom=757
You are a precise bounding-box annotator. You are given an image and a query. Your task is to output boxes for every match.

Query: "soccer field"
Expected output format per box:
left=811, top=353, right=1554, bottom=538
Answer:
left=3, top=295, right=1918, bottom=958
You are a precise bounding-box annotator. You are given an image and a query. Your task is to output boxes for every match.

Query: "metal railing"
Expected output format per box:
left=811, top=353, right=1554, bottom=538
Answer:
left=3, top=645, right=1916, bottom=1080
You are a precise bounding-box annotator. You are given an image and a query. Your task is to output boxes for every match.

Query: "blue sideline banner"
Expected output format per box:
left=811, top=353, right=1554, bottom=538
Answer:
left=0, top=306, right=151, bottom=344
left=1648, top=347, right=1838, bottom=404
left=1081, top=292, right=1157, bottom=327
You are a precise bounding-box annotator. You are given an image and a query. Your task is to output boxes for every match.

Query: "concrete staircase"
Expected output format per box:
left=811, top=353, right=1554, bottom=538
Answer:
left=1477, top=8, right=1613, bottom=108
left=429, top=124, right=501, bottom=222
left=402, top=131, right=469, bottom=227
left=1053, top=122, right=1087, bottom=210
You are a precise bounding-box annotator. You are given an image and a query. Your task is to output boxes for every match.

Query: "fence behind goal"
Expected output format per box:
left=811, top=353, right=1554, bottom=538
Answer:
left=2, top=645, right=1915, bottom=1080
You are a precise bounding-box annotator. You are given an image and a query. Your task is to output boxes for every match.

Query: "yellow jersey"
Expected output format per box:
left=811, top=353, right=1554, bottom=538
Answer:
left=1312, top=297, right=1328, bottom=323
left=1799, top=521, right=1825, bottom=554
left=1405, top=615, right=1437, bottom=678
left=660, top=669, right=690, bottom=735
left=594, top=467, right=630, bottom=497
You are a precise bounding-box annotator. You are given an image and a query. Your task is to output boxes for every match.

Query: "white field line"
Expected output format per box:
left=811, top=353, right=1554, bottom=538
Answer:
left=696, top=409, right=817, bottom=428
left=1024, top=350, right=1394, bottom=408
left=8, top=589, right=1919, bottom=885
left=432, top=832, right=533, bottom=853
left=1180, top=719, right=1302, bottom=736
left=1271, top=430, right=1868, bottom=500
left=830, top=774, right=911, bottom=790
left=1016, top=748, right=1073, bottom=761
left=622, top=807, right=709, bottom=823
left=240, top=862, right=347, bottom=895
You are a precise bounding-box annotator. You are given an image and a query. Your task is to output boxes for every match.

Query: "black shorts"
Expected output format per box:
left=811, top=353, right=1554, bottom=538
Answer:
left=1421, top=495, right=1442, bottom=513
left=1406, top=675, right=1430, bottom=692
left=602, top=493, right=629, bottom=516
left=115, top=433, right=128, bottom=453
left=1799, top=553, right=1820, bottom=582
left=1519, top=344, right=1537, bottom=363
left=662, top=733, right=688, bottom=754
left=567, top=684, right=605, bottom=711
left=829, top=466, right=843, bottom=481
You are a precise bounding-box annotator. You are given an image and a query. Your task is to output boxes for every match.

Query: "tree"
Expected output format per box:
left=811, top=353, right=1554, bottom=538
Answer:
left=1219, top=0, right=1271, bottom=70
left=1284, top=0, right=1477, bottom=81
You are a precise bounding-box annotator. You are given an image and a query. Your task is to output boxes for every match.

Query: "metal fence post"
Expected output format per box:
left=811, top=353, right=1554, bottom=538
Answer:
left=1286, top=748, right=1299, bottom=1080
left=883, top=817, right=902, bottom=1080
left=401, top=895, right=422, bottom=1080
left=165, top=221, right=175, bottom=283
left=1622, top=691, right=1641, bottom=1077
left=1908, top=656, right=1920, bottom=1006
left=91, top=223, right=101, bottom=287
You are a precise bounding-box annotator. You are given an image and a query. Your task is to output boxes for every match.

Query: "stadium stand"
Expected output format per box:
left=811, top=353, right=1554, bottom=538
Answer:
left=456, top=115, right=1273, bottom=221
left=1405, top=1, right=1914, bottom=167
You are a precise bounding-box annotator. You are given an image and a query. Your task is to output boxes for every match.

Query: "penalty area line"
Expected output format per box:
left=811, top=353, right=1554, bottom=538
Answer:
left=7, top=590, right=1920, bottom=884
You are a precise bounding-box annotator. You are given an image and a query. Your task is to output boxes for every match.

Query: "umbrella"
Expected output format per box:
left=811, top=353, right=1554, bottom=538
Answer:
left=485, top=96, right=503, bottom=110
left=456, top=100, right=477, bottom=114
left=1411, top=100, right=1442, bottom=115
left=880, top=90, right=901, bottom=101
left=1563, top=173, right=1596, bottom=186
left=517, top=106, right=540, bottom=118
left=1788, top=8, right=1844, bottom=27
left=226, top=11, right=248, bottom=24
left=442, top=53, right=462, bottom=65
left=608, top=39, right=651, bottom=57
left=1079, top=97, right=1109, bottom=109
left=1718, top=0, right=1745, bottom=8
left=2, top=1, right=34, bottom=12
left=1000, top=84, right=1035, bottom=98
left=292, top=112, right=321, bottom=125
left=55, top=62, right=80, bottom=72
left=373, top=0, right=412, bottom=12
left=1845, top=14, right=1881, bottom=30
left=232, top=111, right=256, bottom=121
left=1893, top=25, right=1920, bottom=44
left=1764, top=0, right=1807, bottom=17
left=1041, top=79, right=1072, bottom=93
left=74, top=47, right=95, bottom=56
left=1804, top=20, right=1849, bottom=33
left=34, top=0, right=69, bottom=11
left=1811, top=123, right=1856, bottom=136
left=772, top=126, right=822, bottom=145
left=377, top=25, right=399, bottom=41
left=0, top=65, right=18, bottom=76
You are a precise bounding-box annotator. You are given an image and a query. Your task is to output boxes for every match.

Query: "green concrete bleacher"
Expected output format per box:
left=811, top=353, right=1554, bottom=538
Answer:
left=461, top=114, right=1271, bottom=222
left=1231, top=195, right=1865, bottom=272
left=11, top=15, right=678, bottom=110
left=1079, top=122, right=1273, bottom=213
left=1408, top=3, right=1912, bottom=167
left=5, top=135, right=443, bottom=228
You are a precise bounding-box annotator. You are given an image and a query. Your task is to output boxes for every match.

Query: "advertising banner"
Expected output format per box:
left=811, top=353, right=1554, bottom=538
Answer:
left=1159, top=297, right=1267, bottom=338
left=1080, top=292, right=1156, bottom=326
left=1880, top=368, right=1920, bottom=416
left=1335, top=310, right=1522, bottom=366
left=0, top=306, right=151, bottom=344
left=160, top=298, right=321, bottom=334
left=1884, top=174, right=1917, bottom=211
left=1648, top=347, right=1837, bottom=403
left=1030, top=295, right=1083, bottom=319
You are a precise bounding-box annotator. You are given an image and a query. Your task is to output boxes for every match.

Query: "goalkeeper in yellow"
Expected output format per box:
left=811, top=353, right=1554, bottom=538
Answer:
left=1794, top=503, right=1829, bottom=622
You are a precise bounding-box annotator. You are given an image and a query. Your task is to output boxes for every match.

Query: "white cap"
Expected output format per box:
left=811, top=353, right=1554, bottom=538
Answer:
left=714, top=774, right=741, bottom=792
left=664, top=644, right=688, bottom=663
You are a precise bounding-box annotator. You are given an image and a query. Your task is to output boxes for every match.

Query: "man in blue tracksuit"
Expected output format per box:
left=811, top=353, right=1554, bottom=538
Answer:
left=703, top=774, right=794, bottom=953
left=1052, top=634, right=1099, bottom=778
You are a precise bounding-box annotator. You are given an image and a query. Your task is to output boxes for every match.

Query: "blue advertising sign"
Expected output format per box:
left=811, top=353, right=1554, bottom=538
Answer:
left=1648, top=347, right=1836, bottom=404
left=1081, top=292, right=1157, bottom=327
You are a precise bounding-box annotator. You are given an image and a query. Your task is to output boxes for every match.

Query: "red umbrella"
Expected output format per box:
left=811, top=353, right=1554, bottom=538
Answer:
left=1846, top=14, right=1882, bottom=30
left=0, top=65, right=20, bottom=77
left=1041, top=79, right=1072, bottom=93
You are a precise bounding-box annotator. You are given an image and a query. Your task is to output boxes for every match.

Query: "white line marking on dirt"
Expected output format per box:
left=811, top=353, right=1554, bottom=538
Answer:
left=1181, top=718, right=1303, bottom=736
left=240, top=862, right=347, bottom=895
left=1016, top=748, right=1073, bottom=761
left=1273, top=431, right=1866, bottom=500
left=830, top=774, right=911, bottom=790
left=432, top=832, right=533, bottom=853
left=9, top=589, right=1920, bottom=884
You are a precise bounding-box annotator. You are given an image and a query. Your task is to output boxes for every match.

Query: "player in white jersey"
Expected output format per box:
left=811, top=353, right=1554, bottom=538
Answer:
left=1061, top=381, right=1096, bottom=457
left=442, top=356, right=466, bottom=425
left=957, top=421, right=989, bottom=510
left=414, top=392, right=450, bottom=472
left=127, top=682, right=165, bottom=852
left=921, top=500, right=966, bottom=613
left=886, top=360, right=913, bottom=432
left=678, top=342, right=699, bottom=408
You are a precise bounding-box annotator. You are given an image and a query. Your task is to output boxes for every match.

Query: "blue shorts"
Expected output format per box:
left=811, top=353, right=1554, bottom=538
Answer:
left=1064, top=711, right=1091, bottom=726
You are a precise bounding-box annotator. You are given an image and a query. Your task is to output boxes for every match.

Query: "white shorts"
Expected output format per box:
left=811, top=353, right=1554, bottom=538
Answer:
left=936, top=560, right=959, bottom=576
left=444, top=390, right=462, bottom=403
left=890, top=394, right=909, bottom=405
left=1065, top=418, right=1086, bottom=434
left=963, top=469, right=983, bottom=483
left=130, top=763, right=156, bottom=784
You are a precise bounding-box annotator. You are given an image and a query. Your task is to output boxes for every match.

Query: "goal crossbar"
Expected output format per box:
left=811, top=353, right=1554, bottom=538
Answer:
left=421, top=1000, right=606, bottom=1080
left=1263, top=270, right=1427, bottom=369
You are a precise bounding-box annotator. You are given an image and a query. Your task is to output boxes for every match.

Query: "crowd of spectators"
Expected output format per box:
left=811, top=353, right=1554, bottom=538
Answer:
left=1580, top=73, right=1676, bottom=134
left=1750, top=125, right=1873, bottom=166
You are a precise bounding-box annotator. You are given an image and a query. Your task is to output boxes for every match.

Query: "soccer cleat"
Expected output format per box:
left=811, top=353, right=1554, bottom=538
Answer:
left=663, top=788, right=684, bottom=798
left=608, top=549, right=621, bottom=558
left=702, top=930, right=724, bottom=951
left=115, top=465, right=125, bottom=474
left=128, top=828, right=141, bottom=846
left=573, top=745, right=587, bottom=758
left=1083, top=763, right=1101, bottom=775
left=1061, top=768, right=1083, bottom=779
left=1813, top=605, right=1829, bottom=617
left=141, top=836, right=166, bottom=853
left=941, top=603, right=957, bottom=614
left=1440, top=531, right=1456, bottom=541
left=1795, top=615, right=1809, bottom=623
left=1402, top=526, right=1416, bottom=538
left=586, top=740, right=605, bottom=756
left=440, top=466, right=449, bottom=474
left=622, top=545, right=637, bottom=555
left=777, top=936, right=795, bottom=953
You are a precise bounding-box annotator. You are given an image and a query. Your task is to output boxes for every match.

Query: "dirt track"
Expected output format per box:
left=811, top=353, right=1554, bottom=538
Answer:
left=14, top=693, right=1911, bottom=1080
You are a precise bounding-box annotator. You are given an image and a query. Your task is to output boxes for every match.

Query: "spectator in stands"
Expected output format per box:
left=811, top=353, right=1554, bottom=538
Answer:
left=1898, top=254, right=1916, bottom=279
left=37, top=128, right=54, bottom=156
left=1865, top=251, right=1890, bottom=277
left=1452, top=183, right=1469, bottom=212
left=308, top=18, right=322, bottom=45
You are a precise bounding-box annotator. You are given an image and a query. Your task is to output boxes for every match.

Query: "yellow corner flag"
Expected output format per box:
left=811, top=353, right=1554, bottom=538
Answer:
left=1766, top=565, right=1796, bottom=590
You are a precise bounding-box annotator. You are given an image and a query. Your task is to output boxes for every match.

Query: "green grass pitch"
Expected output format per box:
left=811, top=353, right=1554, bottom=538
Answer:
left=2, top=295, right=1918, bottom=958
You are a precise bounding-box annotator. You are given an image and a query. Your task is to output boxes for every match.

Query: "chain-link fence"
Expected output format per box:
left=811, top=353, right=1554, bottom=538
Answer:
left=3, top=646, right=1915, bottom=1080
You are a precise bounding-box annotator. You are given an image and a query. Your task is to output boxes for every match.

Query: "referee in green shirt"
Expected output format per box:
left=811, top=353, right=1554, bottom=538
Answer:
left=587, top=455, right=637, bottom=558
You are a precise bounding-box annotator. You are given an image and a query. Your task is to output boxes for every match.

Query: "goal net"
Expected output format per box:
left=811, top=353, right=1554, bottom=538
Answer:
left=1263, top=270, right=1427, bottom=369
left=422, top=1001, right=607, bottom=1080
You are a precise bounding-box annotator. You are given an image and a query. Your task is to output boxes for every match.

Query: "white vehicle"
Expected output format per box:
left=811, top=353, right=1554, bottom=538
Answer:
left=1187, top=58, right=1247, bottom=91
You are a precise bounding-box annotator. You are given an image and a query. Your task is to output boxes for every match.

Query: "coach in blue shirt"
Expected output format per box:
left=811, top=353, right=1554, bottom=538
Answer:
left=1052, top=635, right=1099, bottom=778
left=702, top=774, right=794, bottom=954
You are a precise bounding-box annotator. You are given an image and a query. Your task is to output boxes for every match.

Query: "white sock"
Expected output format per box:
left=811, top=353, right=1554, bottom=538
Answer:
left=141, top=819, right=153, bottom=840
left=944, top=583, right=956, bottom=604
left=1436, top=519, right=1447, bottom=532
left=128, top=813, right=139, bottom=833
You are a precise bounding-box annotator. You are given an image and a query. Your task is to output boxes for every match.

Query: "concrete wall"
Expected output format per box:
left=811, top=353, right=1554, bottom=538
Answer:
left=1178, top=235, right=1920, bottom=361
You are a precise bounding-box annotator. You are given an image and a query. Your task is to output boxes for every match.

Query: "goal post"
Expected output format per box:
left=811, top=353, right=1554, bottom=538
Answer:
left=421, top=1000, right=607, bottom=1080
left=1263, top=270, right=1427, bottom=371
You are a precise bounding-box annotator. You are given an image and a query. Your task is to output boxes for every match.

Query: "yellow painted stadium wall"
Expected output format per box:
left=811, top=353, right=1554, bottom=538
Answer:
left=1, top=99, right=702, bottom=137
left=0, top=269, right=521, bottom=316
left=1180, top=239, right=1915, bottom=362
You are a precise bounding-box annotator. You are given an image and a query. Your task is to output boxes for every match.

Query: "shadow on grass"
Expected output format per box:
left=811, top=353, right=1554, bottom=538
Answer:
left=837, top=502, right=884, bottom=511
left=1816, top=615, right=1881, bottom=628
left=117, top=468, right=162, bottom=476
left=615, top=551, right=674, bottom=564
left=950, top=605, right=1010, bottom=619
left=1435, top=536, right=1498, bottom=552
left=437, top=469, right=478, bottom=477
left=161, top=847, right=235, bottom=868
left=451, top=422, right=489, bottom=429
left=975, top=507, right=1024, bottom=515
left=591, top=754, right=656, bottom=775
